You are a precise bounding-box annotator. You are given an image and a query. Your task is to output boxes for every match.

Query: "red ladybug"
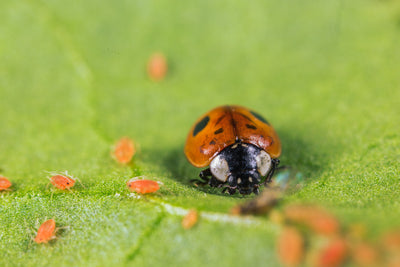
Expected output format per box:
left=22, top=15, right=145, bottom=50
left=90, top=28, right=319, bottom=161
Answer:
left=184, top=105, right=281, bottom=195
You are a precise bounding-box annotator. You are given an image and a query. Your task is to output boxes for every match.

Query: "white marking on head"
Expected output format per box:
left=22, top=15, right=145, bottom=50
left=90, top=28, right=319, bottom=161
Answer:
left=241, top=143, right=248, bottom=147
left=256, top=150, right=272, bottom=176
left=231, top=144, right=239, bottom=149
left=237, top=178, right=242, bottom=184
left=210, top=154, right=230, bottom=182
left=249, top=177, right=253, bottom=183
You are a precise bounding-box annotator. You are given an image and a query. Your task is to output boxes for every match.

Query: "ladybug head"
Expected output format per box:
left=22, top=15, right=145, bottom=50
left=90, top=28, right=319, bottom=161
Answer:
left=227, top=170, right=261, bottom=195
left=209, top=142, right=273, bottom=195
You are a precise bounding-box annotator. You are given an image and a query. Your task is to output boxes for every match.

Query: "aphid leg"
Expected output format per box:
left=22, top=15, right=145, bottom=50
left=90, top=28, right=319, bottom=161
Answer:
left=264, top=159, right=280, bottom=185
left=157, top=186, right=175, bottom=196
left=221, top=186, right=229, bottom=194
left=190, top=178, right=209, bottom=186
left=28, top=236, right=35, bottom=249
left=27, top=224, right=38, bottom=249
left=75, top=177, right=86, bottom=189
left=54, top=226, right=69, bottom=233
left=46, top=178, right=52, bottom=190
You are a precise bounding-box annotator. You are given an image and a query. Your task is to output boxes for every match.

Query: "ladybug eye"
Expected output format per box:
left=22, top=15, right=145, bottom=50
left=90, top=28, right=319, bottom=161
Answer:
left=256, top=150, right=272, bottom=176
left=209, top=155, right=230, bottom=182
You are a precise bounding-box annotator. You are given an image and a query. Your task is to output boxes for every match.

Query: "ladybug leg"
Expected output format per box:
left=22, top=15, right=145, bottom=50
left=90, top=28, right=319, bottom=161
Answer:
left=191, top=178, right=208, bottom=186
left=221, top=185, right=236, bottom=195
left=199, top=168, right=212, bottom=179
left=253, top=185, right=260, bottom=195
left=228, top=187, right=237, bottom=195
left=264, top=159, right=280, bottom=185
left=209, top=176, right=224, bottom=188
left=200, top=169, right=225, bottom=188
left=276, top=165, right=290, bottom=172
left=190, top=168, right=212, bottom=186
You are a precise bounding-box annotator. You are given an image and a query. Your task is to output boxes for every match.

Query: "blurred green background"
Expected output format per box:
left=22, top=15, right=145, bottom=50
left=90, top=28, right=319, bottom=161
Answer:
left=1, top=0, right=400, bottom=266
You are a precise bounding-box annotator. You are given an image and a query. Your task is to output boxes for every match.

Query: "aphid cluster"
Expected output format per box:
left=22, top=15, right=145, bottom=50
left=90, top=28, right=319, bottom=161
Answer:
left=1, top=102, right=396, bottom=267
left=274, top=204, right=399, bottom=267
left=228, top=167, right=398, bottom=267
left=2, top=135, right=167, bottom=245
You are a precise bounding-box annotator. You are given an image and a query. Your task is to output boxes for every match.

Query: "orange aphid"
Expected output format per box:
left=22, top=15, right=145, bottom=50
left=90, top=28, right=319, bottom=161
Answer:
left=315, top=237, right=347, bottom=267
left=387, top=255, right=400, bottom=267
left=34, top=219, right=57, bottom=244
left=147, top=53, right=167, bottom=81
left=113, top=137, right=136, bottom=164
left=182, top=209, right=199, bottom=230
left=126, top=178, right=160, bottom=194
left=351, top=242, right=380, bottom=267
left=381, top=230, right=400, bottom=267
left=277, top=226, right=304, bottom=267
left=284, top=205, right=339, bottom=235
left=0, top=176, right=12, bottom=191
left=50, top=175, right=76, bottom=190
left=382, top=230, right=400, bottom=252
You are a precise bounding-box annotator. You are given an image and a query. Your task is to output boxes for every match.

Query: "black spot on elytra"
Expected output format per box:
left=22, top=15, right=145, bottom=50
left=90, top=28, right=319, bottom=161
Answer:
left=246, top=124, right=257, bottom=130
left=193, top=116, right=210, bottom=136
left=209, top=140, right=216, bottom=145
left=238, top=113, right=254, bottom=123
left=214, top=115, right=226, bottom=126
left=250, top=111, right=270, bottom=125
left=214, top=128, right=224, bottom=134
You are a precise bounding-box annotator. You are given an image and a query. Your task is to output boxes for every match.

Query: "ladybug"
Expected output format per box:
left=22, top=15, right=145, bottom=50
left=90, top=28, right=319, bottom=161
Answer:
left=184, top=105, right=281, bottom=195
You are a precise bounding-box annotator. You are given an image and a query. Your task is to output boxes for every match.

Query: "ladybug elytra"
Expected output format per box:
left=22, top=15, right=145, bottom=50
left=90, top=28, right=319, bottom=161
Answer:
left=184, top=105, right=281, bottom=195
